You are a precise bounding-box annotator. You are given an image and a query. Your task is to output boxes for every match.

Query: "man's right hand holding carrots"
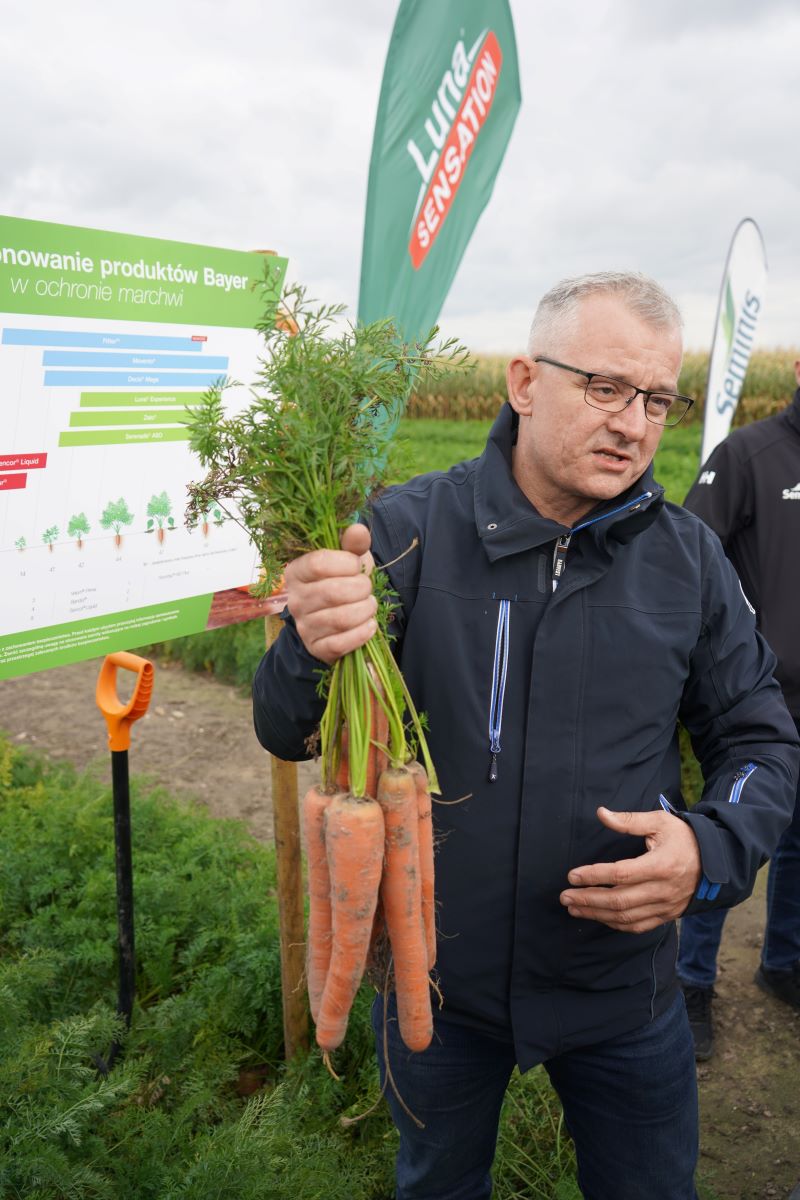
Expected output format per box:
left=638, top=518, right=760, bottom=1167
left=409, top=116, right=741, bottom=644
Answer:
left=283, top=524, right=377, bottom=665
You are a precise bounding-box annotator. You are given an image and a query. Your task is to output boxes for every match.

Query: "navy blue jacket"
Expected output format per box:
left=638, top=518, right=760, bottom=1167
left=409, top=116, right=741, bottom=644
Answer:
left=253, top=404, right=799, bottom=1069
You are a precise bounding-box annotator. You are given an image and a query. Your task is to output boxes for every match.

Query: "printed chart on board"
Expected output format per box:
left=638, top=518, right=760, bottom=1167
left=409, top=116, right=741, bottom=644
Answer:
left=0, top=215, right=287, bottom=679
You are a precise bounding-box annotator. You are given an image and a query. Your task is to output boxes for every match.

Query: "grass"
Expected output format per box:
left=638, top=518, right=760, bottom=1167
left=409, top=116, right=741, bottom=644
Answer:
left=390, top=416, right=703, bottom=503
left=4, top=390, right=720, bottom=1194
left=0, top=733, right=589, bottom=1199
left=387, top=416, right=492, bottom=483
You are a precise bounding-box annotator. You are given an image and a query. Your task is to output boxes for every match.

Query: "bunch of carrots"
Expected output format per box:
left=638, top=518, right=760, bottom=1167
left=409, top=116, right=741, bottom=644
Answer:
left=303, top=686, right=438, bottom=1059
left=186, top=280, right=468, bottom=1060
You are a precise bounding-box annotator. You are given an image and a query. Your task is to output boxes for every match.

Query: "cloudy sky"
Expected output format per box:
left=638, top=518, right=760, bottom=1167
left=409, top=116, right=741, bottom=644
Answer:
left=1, top=0, right=799, bottom=353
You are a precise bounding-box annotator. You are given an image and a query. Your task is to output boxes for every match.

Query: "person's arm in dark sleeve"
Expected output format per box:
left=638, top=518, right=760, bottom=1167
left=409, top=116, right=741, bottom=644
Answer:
left=683, top=436, right=753, bottom=548
left=252, top=610, right=329, bottom=761
left=678, top=533, right=799, bottom=912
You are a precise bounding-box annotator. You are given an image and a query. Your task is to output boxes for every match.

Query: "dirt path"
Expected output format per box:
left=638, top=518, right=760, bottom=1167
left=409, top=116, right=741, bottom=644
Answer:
left=0, top=655, right=318, bottom=843
left=0, top=658, right=797, bottom=1199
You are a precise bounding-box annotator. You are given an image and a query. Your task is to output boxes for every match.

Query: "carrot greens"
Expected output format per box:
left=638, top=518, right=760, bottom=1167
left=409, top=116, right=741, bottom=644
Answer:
left=186, top=282, right=468, bottom=798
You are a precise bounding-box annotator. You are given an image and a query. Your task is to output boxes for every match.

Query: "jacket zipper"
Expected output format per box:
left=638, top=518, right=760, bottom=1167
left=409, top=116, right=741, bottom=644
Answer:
left=552, top=534, right=571, bottom=590
left=489, top=489, right=656, bottom=780
left=488, top=598, right=511, bottom=781
left=727, top=761, right=757, bottom=804
left=551, top=490, right=654, bottom=591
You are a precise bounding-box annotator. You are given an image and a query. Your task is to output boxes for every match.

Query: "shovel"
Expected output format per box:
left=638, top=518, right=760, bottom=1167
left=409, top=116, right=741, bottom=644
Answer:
left=94, top=651, right=154, bottom=1074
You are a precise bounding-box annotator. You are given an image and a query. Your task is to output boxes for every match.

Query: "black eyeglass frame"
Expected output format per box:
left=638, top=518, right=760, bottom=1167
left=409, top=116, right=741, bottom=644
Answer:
left=533, top=356, right=694, bottom=427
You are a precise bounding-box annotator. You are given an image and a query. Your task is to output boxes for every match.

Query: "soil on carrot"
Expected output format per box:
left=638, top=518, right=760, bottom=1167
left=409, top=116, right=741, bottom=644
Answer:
left=0, top=656, right=797, bottom=1199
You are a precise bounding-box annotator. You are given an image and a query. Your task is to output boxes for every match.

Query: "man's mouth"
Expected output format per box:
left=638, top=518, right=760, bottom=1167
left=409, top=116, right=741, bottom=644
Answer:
left=593, top=448, right=631, bottom=465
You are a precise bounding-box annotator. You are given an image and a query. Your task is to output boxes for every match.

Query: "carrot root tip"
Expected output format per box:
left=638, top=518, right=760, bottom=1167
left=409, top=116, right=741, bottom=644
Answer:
left=322, top=1050, right=342, bottom=1081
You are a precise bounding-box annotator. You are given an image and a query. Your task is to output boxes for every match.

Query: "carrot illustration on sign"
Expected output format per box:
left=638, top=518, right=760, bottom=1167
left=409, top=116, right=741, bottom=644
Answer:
left=15, top=536, right=26, bottom=552
left=200, top=505, right=223, bottom=537
left=67, top=512, right=91, bottom=549
left=42, top=525, right=59, bottom=552
left=146, top=492, right=175, bottom=543
left=100, top=499, right=134, bottom=548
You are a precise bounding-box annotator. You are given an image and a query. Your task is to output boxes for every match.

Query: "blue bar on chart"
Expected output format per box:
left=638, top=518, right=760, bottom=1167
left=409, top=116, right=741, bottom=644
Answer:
left=2, top=328, right=204, bottom=351
left=44, top=371, right=225, bottom=387
left=42, top=351, right=229, bottom=369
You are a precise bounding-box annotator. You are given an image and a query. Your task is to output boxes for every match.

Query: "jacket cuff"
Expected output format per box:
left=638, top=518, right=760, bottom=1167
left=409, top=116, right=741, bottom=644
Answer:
left=252, top=608, right=330, bottom=759
left=678, top=811, right=730, bottom=909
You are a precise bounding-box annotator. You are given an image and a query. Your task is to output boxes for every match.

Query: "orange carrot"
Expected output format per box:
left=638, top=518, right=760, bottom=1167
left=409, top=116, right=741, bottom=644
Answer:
left=301, top=785, right=336, bottom=1023
left=315, top=793, right=385, bottom=1052
left=407, top=760, right=436, bottom=971
left=377, top=766, right=433, bottom=1053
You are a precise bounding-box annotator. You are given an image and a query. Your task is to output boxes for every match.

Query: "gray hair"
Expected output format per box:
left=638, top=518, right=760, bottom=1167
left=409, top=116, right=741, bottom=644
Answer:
left=527, top=271, right=683, bottom=356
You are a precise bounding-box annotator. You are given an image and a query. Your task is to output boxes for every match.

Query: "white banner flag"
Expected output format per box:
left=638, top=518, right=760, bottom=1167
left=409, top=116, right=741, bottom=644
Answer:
left=700, top=217, right=768, bottom=466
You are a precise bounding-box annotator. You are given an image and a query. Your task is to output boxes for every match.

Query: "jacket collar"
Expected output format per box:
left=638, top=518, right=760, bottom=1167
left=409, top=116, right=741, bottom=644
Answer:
left=474, top=403, right=663, bottom=562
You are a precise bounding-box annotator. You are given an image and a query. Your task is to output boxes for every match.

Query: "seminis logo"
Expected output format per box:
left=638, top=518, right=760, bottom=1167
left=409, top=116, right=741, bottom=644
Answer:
left=406, top=30, right=504, bottom=269
left=715, top=280, right=763, bottom=418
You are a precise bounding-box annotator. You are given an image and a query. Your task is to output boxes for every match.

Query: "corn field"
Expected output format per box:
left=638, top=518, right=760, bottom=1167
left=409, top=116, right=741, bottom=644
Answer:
left=408, top=349, right=799, bottom=425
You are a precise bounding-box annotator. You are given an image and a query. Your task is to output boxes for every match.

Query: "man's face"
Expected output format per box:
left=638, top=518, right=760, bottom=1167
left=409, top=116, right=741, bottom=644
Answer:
left=506, top=294, right=683, bottom=526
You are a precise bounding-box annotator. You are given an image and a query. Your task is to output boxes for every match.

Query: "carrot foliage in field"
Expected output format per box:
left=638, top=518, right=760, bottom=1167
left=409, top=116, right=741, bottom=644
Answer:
left=185, top=281, right=469, bottom=797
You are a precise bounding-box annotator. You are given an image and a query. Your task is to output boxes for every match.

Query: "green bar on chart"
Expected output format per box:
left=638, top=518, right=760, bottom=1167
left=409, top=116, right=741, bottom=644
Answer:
left=58, top=428, right=192, bottom=447
left=69, top=409, right=191, bottom=427
left=79, top=391, right=205, bottom=407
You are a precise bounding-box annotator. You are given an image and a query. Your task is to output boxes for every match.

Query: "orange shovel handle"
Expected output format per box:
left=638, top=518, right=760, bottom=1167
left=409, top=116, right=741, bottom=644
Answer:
left=96, top=652, right=154, bottom=752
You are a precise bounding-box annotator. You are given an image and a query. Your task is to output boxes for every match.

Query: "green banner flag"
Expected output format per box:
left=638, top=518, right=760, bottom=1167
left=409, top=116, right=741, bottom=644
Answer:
left=358, top=0, right=521, bottom=341
left=700, top=217, right=768, bottom=466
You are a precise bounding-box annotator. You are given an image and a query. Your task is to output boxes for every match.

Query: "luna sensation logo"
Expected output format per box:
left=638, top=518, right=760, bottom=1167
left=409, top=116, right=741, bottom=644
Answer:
left=405, top=30, right=503, bottom=269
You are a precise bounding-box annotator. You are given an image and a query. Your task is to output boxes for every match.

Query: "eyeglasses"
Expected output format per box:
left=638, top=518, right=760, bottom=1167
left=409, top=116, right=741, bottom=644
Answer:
left=533, top=356, right=694, bottom=427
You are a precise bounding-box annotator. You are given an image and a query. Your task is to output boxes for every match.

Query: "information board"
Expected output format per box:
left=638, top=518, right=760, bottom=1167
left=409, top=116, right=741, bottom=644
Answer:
left=0, top=216, right=287, bottom=679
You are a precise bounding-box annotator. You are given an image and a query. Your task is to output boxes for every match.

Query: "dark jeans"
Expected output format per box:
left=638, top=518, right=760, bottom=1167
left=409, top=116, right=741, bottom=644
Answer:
left=372, top=992, right=698, bottom=1200
left=678, top=769, right=800, bottom=985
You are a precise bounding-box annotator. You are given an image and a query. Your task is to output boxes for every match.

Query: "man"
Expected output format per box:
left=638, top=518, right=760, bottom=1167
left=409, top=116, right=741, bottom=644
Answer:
left=253, top=273, right=798, bottom=1200
left=678, top=359, right=800, bottom=1061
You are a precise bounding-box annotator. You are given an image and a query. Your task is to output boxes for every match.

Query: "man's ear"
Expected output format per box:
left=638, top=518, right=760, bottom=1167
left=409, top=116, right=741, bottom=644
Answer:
left=794, top=359, right=800, bottom=388
left=506, top=355, right=537, bottom=416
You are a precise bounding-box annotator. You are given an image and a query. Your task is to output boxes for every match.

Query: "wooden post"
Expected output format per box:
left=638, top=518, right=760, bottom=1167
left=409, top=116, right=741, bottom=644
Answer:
left=266, top=612, right=309, bottom=1059
left=252, top=249, right=307, bottom=1059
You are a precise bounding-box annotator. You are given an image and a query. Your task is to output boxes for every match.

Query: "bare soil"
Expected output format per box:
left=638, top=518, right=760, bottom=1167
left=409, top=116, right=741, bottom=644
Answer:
left=0, top=654, right=317, bottom=843
left=0, top=657, right=797, bottom=1199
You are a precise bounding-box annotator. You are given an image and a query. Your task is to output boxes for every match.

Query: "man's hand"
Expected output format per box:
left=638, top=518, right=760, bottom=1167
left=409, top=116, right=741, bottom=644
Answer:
left=559, top=807, right=702, bottom=933
left=283, top=524, right=377, bottom=665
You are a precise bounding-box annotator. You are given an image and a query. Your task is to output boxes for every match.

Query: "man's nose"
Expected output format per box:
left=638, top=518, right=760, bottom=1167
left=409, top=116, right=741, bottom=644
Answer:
left=606, top=395, right=648, bottom=440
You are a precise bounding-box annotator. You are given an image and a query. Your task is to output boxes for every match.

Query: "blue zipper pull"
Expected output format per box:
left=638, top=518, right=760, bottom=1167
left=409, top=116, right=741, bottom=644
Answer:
left=487, top=599, right=510, bottom=782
